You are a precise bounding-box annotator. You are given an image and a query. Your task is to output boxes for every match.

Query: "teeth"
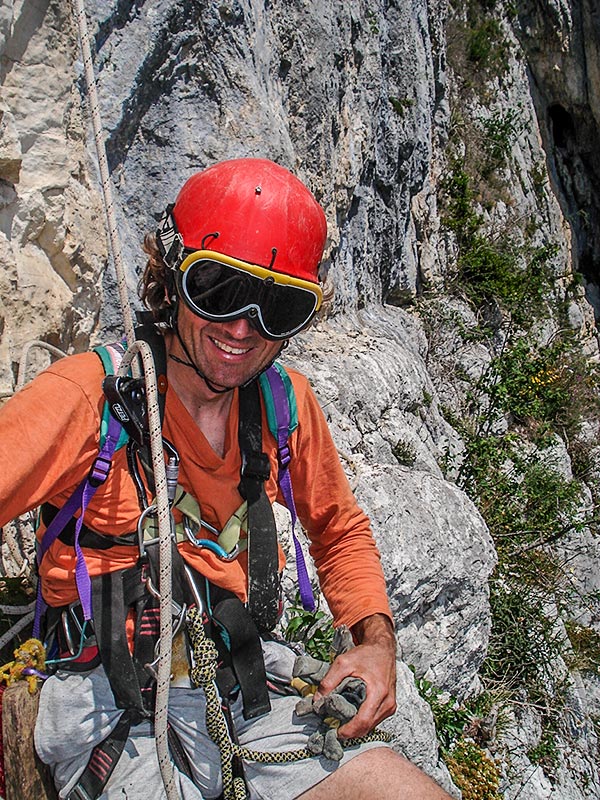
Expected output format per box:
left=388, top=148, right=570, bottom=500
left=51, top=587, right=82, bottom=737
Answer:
left=212, top=339, right=250, bottom=355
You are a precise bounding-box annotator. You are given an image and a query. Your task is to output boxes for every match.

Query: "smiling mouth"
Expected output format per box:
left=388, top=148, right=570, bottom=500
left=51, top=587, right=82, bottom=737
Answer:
left=211, top=338, right=251, bottom=356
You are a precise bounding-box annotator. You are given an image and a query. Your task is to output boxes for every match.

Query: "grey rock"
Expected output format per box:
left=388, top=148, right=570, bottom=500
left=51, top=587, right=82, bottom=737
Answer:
left=4, top=0, right=600, bottom=797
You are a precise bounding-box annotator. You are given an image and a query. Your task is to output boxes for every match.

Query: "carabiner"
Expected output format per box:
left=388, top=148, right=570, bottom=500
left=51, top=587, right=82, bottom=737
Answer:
left=137, top=504, right=160, bottom=557
left=183, top=516, right=239, bottom=561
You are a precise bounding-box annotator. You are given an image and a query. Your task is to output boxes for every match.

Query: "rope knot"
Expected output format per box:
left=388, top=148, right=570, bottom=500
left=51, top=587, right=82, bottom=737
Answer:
left=186, top=608, right=219, bottom=687
left=0, top=638, right=46, bottom=694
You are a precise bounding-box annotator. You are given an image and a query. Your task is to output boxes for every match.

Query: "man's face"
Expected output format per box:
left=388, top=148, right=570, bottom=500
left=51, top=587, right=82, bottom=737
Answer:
left=172, top=302, right=282, bottom=391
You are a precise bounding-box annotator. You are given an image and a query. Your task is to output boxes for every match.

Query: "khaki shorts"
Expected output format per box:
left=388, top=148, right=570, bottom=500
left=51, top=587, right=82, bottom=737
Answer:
left=35, top=640, right=387, bottom=799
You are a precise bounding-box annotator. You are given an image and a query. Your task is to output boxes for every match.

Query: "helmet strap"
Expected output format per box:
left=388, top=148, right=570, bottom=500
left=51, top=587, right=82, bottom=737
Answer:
left=170, top=307, right=231, bottom=395
left=168, top=304, right=286, bottom=393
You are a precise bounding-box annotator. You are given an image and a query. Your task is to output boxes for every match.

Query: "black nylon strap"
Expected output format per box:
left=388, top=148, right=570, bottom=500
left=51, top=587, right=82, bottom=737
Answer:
left=211, top=596, right=271, bottom=720
left=66, top=712, right=132, bottom=800
left=121, top=314, right=170, bottom=495
left=134, top=313, right=169, bottom=423
left=167, top=723, right=194, bottom=781
left=42, top=504, right=138, bottom=550
left=91, top=568, right=152, bottom=720
left=238, top=381, right=280, bottom=633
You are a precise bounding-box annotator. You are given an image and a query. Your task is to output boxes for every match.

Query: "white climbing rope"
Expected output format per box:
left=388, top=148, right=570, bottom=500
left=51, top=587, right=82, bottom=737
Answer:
left=0, top=341, right=66, bottom=399
left=71, top=0, right=136, bottom=351
left=16, top=341, right=66, bottom=391
left=70, top=3, right=179, bottom=797
left=118, top=341, right=178, bottom=799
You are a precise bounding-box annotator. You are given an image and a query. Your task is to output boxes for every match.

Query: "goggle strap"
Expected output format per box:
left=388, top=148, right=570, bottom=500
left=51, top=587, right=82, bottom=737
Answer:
left=156, top=205, right=185, bottom=270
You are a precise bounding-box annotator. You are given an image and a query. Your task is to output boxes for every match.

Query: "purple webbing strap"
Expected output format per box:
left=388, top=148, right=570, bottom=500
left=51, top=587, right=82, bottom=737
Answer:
left=265, top=368, right=315, bottom=611
left=33, top=483, right=85, bottom=637
left=32, top=414, right=122, bottom=637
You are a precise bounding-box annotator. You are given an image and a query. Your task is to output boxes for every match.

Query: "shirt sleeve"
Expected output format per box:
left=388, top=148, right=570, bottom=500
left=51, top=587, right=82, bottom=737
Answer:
left=287, top=376, right=392, bottom=630
left=0, top=354, right=103, bottom=526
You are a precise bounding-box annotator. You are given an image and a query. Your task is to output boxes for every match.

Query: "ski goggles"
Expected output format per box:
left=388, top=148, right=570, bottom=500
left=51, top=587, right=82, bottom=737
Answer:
left=176, top=250, right=323, bottom=340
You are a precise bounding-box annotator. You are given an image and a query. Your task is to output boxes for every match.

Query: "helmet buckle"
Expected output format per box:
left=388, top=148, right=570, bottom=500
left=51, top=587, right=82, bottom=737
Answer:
left=156, top=205, right=185, bottom=270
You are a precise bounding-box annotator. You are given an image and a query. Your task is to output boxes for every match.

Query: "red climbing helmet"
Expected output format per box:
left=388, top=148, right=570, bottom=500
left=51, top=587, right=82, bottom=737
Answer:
left=159, top=157, right=327, bottom=284
left=156, top=158, right=328, bottom=340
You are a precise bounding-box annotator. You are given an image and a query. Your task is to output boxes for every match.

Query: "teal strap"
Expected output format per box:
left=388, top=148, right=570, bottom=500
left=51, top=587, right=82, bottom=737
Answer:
left=94, top=343, right=129, bottom=451
left=258, top=363, right=298, bottom=440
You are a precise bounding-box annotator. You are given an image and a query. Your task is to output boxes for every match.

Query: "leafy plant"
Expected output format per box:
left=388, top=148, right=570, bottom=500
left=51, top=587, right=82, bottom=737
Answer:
left=392, top=439, right=417, bottom=466
left=488, top=336, right=597, bottom=439
left=283, top=597, right=335, bottom=661
left=483, top=575, right=566, bottom=705
left=528, top=727, right=560, bottom=779
left=389, top=95, right=414, bottom=117
left=441, top=162, right=481, bottom=247
left=564, top=621, right=600, bottom=675
left=479, top=108, right=522, bottom=172
left=413, top=672, right=471, bottom=751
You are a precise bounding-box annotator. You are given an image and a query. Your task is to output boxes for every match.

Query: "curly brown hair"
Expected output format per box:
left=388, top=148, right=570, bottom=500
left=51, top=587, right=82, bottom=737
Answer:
left=138, top=232, right=175, bottom=316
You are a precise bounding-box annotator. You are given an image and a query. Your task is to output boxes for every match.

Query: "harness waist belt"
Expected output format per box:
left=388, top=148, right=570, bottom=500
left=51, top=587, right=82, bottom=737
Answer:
left=42, top=504, right=138, bottom=549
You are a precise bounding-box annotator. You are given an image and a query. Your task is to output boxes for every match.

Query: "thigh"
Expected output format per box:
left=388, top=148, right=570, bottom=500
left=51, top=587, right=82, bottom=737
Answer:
left=170, top=684, right=387, bottom=800
left=295, top=747, right=453, bottom=800
left=35, top=668, right=205, bottom=800
left=34, top=665, right=123, bottom=790
left=99, top=721, right=205, bottom=800
left=167, top=685, right=224, bottom=799
left=231, top=692, right=387, bottom=800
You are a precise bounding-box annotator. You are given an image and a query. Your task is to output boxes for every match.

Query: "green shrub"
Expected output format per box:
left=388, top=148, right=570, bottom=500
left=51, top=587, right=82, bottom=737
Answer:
left=413, top=672, right=471, bottom=751
left=445, top=739, right=503, bottom=800
left=479, top=108, right=523, bottom=172
left=392, top=439, right=417, bottom=466
left=528, top=728, right=560, bottom=778
left=483, top=573, right=566, bottom=704
left=564, top=621, right=600, bottom=675
left=488, top=335, right=599, bottom=439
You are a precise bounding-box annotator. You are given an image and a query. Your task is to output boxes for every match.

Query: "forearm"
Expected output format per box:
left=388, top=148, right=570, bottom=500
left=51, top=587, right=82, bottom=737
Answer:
left=351, top=612, right=396, bottom=649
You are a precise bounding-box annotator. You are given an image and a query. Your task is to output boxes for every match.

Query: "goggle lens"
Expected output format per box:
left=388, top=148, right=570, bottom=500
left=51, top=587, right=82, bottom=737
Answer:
left=180, top=257, right=320, bottom=340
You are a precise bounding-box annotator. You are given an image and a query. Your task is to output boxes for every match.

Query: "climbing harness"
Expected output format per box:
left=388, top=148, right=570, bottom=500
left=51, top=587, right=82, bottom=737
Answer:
left=30, top=328, right=321, bottom=798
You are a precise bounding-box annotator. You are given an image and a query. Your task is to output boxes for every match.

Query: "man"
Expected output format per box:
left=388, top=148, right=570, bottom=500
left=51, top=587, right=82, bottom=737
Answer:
left=0, top=158, right=451, bottom=799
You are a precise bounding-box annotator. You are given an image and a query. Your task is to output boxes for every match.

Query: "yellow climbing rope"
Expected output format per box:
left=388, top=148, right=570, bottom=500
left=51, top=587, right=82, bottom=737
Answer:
left=186, top=608, right=392, bottom=800
left=0, top=638, right=46, bottom=694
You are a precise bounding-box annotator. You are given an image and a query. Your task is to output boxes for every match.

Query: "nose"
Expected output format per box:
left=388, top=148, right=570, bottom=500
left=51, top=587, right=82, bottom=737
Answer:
left=221, top=316, right=257, bottom=339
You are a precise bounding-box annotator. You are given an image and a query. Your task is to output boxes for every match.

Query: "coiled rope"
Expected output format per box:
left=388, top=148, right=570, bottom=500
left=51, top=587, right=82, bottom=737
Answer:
left=0, top=605, right=36, bottom=653
left=186, top=609, right=393, bottom=800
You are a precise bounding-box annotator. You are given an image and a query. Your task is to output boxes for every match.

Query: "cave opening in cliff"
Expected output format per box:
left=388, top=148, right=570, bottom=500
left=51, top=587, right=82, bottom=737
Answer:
left=548, top=103, right=575, bottom=150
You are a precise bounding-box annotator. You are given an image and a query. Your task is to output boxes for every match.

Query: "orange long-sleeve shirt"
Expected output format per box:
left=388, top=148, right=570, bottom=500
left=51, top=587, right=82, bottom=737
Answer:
left=0, top=352, right=391, bottom=630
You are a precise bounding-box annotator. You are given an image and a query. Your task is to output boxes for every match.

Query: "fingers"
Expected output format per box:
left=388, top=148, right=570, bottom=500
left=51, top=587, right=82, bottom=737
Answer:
left=313, top=650, right=396, bottom=740
left=309, top=636, right=397, bottom=741
left=315, top=655, right=348, bottom=696
left=337, top=688, right=396, bottom=739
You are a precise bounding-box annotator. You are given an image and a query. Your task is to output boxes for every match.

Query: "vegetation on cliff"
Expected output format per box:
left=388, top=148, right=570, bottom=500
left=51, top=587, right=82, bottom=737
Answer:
left=416, top=0, right=600, bottom=794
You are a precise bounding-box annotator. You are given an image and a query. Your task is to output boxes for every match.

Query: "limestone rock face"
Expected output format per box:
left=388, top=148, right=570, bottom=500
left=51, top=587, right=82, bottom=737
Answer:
left=515, top=0, right=600, bottom=312
left=3, top=0, right=600, bottom=797
left=286, top=311, right=496, bottom=700
left=0, top=0, right=107, bottom=394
